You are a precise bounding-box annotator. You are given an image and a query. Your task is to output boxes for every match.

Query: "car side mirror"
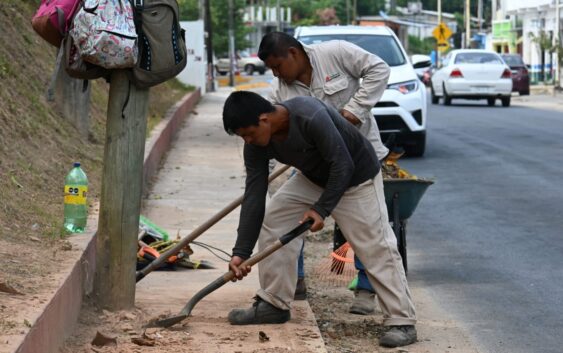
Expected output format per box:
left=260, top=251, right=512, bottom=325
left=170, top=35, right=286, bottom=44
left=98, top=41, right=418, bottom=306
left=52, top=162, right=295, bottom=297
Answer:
left=411, top=54, right=432, bottom=69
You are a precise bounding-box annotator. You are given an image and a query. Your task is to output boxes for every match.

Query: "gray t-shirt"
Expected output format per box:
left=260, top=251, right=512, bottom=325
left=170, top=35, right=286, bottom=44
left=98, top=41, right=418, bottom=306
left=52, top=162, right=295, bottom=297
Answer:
left=233, top=96, right=379, bottom=259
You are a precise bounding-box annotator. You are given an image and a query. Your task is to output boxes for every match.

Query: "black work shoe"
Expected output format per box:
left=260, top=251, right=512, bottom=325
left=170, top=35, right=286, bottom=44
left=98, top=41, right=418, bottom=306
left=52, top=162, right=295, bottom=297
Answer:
left=379, top=325, right=417, bottom=347
left=294, top=278, right=307, bottom=300
left=228, top=297, right=290, bottom=325
left=349, top=289, right=376, bottom=315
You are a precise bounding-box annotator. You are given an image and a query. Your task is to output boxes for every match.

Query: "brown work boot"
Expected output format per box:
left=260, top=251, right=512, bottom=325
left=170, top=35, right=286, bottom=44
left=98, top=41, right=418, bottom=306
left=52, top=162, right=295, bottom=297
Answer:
left=379, top=325, right=417, bottom=347
left=228, top=297, right=290, bottom=325
left=348, top=289, right=376, bottom=315
left=294, top=277, right=307, bottom=300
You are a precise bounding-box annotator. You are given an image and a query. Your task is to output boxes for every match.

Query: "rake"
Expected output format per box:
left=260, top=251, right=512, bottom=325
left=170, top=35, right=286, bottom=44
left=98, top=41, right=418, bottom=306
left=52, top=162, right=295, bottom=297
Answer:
left=313, top=242, right=357, bottom=288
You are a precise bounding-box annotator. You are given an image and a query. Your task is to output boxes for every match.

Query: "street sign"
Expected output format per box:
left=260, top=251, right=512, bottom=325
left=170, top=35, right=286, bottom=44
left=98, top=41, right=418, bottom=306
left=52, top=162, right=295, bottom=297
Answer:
left=437, top=41, right=450, bottom=52
left=433, top=23, right=453, bottom=43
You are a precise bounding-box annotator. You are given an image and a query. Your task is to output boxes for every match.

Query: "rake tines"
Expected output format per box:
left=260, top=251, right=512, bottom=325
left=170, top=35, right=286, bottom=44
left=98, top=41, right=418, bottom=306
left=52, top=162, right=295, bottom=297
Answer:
left=313, top=242, right=357, bottom=288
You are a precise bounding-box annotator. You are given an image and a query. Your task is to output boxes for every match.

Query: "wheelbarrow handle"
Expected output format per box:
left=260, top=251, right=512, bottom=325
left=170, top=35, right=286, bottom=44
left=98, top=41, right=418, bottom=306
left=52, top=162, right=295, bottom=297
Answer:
left=136, top=164, right=291, bottom=282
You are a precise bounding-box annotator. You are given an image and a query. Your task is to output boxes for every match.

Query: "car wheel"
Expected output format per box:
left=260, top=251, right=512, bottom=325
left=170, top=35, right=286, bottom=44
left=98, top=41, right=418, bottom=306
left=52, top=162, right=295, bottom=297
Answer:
left=487, top=98, right=495, bottom=106
left=244, top=64, right=255, bottom=75
left=443, top=84, right=451, bottom=106
left=501, top=96, right=511, bottom=107
left=430, top=84, right=439, bottom=104
left=404, top=133, right=426, bottom=157
left=259, top=69, right=266, bottom=75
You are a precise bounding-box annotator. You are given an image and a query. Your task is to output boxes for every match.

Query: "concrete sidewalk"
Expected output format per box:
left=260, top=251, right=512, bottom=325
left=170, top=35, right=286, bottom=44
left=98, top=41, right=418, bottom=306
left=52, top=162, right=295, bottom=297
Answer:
left=137, top=88, right=326, bottom=352
left=512, top=91, right=563, bottom=112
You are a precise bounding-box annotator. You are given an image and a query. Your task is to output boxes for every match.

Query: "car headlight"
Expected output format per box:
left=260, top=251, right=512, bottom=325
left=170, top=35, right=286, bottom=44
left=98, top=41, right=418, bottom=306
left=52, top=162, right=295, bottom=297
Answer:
left=387, top=80, right=419, bottom=94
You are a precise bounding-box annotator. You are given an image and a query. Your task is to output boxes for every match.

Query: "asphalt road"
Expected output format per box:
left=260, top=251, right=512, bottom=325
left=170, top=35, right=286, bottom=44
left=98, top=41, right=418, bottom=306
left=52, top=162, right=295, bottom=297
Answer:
left=401, top=95, right=563, bottom=353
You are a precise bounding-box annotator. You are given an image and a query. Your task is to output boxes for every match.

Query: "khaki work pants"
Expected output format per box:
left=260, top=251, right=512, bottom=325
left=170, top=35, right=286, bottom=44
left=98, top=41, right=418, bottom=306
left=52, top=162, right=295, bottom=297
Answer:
left=256, top=172, right=417, bottom=326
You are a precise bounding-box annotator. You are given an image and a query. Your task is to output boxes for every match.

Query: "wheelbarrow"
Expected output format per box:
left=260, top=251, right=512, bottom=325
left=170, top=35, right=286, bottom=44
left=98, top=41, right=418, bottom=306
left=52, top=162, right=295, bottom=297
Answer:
left=383, top=178, right=434, bottom=274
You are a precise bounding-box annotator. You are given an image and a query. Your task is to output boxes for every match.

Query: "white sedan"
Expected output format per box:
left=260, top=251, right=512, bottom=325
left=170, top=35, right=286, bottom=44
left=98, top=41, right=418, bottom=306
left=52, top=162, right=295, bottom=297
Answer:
left=430, top=49, right=513, bottom=107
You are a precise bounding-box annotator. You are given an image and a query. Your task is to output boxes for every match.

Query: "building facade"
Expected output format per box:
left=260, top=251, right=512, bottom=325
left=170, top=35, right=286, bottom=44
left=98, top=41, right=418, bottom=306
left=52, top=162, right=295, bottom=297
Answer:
left=243, top=4, right=292, bottom=53
left=493, top=0, right=562, bottom=84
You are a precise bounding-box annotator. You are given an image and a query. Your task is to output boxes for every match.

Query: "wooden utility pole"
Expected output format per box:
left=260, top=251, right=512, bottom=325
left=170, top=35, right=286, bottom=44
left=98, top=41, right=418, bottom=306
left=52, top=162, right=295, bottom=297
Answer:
left=228, top=0, right=235, bottom=87
left=556, top=0, right=561, bottom=89
left=276, top=0, right=281, bottom=31
left=437, top=0, right=442, bottom=68
left=478, top=0, right=483, bottom=32
left=95, top=70, right=149, bottom=310
left=204, top=0, right=215, bottom=92
left=465, top=0, right=471, bottom=48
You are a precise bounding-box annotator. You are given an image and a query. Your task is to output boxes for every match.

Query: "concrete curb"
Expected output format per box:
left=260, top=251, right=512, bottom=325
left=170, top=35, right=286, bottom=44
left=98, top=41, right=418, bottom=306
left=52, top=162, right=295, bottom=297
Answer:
left=12, top=88, right=201, bottom=353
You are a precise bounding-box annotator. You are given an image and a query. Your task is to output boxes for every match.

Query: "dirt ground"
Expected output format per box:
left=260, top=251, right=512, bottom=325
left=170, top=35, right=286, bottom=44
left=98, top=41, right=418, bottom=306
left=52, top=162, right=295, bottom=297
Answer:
left=303, top=228, right=389, bottom=353
left=59, top=224, right=392, bottom=353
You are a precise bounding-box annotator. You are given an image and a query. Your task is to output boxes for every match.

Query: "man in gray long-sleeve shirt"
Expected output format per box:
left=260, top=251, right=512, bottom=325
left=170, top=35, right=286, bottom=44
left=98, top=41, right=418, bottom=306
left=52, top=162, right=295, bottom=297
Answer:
left=222, top=91, right=417, bottom=348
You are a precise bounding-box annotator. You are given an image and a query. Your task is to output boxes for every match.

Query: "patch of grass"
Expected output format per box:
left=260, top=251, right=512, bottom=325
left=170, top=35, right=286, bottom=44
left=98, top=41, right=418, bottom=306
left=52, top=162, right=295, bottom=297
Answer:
left=146, top=78, right=194, bottom=136
left=0, top=54, right=11, bottom=78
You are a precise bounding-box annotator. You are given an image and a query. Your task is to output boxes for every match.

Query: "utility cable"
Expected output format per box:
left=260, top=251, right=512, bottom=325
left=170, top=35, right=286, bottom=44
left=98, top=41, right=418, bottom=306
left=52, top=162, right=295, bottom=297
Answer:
left=190, top=241, right=231, bottom=262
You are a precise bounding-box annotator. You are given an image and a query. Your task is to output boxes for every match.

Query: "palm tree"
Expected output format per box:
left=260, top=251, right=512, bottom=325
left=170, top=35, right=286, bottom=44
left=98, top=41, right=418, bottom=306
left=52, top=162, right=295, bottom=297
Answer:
left=529, top=30, right=552, bottom=83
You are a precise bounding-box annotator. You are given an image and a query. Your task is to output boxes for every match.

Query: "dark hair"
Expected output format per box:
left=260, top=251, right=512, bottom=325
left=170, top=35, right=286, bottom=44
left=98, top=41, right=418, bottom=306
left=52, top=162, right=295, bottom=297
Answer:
left=258, top=32, right=305, bottom=61
left=222, top=91, right=276, bottom=135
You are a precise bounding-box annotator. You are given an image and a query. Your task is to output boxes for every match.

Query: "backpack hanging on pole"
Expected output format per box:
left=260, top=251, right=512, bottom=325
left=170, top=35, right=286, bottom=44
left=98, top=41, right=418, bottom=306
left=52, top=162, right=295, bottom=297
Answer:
left=70, top=0, right=138, bottom=69
left=63, top=34, right=109, bottom=80
left=130, top=0, right=187, bottom=88
left=31, top=0, right=82, bottom=47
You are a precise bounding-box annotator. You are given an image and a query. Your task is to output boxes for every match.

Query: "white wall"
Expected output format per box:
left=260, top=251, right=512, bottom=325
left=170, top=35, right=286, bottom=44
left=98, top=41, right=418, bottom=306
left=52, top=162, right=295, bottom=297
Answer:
left=177, top=20, right=206, bottom=94
left=505, top=0, right=552, bottom=13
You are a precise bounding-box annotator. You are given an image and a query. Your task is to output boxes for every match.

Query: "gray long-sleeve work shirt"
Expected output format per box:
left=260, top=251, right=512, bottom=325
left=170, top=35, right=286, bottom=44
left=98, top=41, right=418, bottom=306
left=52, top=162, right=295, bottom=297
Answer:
left=233, top=96, right=379, bottom=259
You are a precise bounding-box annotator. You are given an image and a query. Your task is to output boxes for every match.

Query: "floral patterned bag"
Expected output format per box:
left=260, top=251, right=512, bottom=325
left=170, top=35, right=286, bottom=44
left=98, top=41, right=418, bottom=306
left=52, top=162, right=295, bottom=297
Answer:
left=70, top=0, right=138, bottom=69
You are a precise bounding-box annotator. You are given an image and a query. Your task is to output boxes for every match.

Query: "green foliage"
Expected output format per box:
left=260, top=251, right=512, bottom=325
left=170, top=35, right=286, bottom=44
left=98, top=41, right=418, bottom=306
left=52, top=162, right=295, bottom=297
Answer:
left=407, top=35, right=436, bottom=55
left=529, top=30, right=562, bottom=84
left=528, top=30, right=553, bottom=53
left=178, top=0, right=251, bottom=56
left=212, top=0, right=251, bottom=55
left=357, top=0, right=386, bottom=17
left=281, top=0, right=342, bottom=25
left=178, top=0, right=200, bottom=21
left=281, top=0, right=385, bottom=25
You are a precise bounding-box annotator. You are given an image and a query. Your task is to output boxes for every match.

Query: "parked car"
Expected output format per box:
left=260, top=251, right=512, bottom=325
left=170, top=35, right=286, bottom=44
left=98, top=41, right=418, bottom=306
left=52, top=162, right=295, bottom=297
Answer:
left=215, top=51, right=266, bottom=76
left=294, top=25, right=430, bottom=157
left=501, top=53, right=530, bottom=96
left=430, top=49, right=513, bottom=107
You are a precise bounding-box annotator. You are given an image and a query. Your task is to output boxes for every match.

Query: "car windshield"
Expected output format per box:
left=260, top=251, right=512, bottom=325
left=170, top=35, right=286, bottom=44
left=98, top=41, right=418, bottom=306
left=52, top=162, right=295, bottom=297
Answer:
left=454, top=52, right=502, bottom=64
left=502, top=55, right=525, bottom=66
left=298, top=34, right=406, bottom=67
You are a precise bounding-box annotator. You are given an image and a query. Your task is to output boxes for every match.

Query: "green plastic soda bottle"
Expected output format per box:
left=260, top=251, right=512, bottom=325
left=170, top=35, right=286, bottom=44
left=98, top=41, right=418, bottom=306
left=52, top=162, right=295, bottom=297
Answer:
left=63, top=162, right=88, bottom=233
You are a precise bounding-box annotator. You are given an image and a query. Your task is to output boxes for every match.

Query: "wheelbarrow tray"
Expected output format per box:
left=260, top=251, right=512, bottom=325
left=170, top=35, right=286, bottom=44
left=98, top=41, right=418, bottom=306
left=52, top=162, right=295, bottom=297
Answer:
left=383, top=178, right=434, bottom=221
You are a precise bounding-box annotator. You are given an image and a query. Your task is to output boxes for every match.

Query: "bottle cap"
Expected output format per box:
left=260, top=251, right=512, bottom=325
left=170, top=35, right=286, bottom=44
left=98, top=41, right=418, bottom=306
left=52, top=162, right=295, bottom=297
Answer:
left=73, top=162, right=81, bottom=168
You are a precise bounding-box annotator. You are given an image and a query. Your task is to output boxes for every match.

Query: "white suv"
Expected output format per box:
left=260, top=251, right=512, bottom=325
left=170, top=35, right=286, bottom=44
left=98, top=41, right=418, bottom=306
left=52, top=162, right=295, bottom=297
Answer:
left=294, top=26, right=430, bottom=156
